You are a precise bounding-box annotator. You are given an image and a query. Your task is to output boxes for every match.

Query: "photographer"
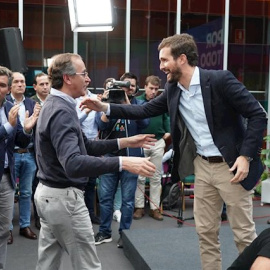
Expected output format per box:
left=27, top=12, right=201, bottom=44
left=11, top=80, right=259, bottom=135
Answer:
left=94, top=73, right=150, bottom=248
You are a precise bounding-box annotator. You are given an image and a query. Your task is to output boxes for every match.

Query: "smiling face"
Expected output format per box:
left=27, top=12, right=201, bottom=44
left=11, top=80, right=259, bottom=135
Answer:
left=159, top=47, right=182, bottom=83
left=69, top=56, right=91, bottom=98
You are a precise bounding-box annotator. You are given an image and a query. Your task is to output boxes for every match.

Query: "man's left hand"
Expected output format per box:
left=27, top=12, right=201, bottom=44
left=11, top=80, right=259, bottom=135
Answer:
left=229, top=155, right=250, bottom=183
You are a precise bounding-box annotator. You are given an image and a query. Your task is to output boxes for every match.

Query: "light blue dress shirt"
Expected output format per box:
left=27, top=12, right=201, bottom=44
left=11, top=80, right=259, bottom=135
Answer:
left=76, top=90, right=101, bottom=140
left=178, top=67, right=222, bottom=157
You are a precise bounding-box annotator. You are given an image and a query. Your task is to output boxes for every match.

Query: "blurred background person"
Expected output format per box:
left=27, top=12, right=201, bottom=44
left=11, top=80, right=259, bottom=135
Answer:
left=133, top=75, right=170, bottom=221
left=7, top=72, right=41, bottom=242
left=76, top=87, right=102, bottom=224
left=31, top=72, right=50, bottom=230
left=94, top=73, right=150, bottom=248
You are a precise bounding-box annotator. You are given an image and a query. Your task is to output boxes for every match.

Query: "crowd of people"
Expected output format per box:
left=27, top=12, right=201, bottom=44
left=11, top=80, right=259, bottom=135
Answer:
left=0, top=32, right=269, bottom=270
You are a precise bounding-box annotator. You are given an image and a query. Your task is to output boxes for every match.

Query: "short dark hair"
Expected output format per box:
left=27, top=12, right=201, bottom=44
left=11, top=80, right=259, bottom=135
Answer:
left=33, top=72, right=48, bottom=85
left=120, top=72, right=138, bottom=84
left=0, top=66, right=12, bottom=86
left=158, top=34, right=198, bottom=66
left=48, top=53, right=81, bottom=89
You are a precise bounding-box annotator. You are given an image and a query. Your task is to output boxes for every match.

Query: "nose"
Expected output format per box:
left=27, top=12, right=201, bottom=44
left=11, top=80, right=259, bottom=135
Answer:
left=159, top=62, right=164, bottom=71
left=86, top=75, right=91, bottom=83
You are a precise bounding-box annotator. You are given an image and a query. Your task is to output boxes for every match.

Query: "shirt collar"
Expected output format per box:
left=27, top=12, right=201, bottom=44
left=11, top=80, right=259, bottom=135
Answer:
left=177, top=66, right=200, bottom=92
left=50, top=88, right=76, bottom=106
left=10, top=93, right=25, bottom=103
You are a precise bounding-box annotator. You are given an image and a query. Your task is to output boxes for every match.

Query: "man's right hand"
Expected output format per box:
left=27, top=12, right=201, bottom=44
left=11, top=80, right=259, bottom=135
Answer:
left=122, top=157, right=156, bottom=177
left=8, top=104, right=20, bottom=127
left=80, top=97, right=109, bottom=113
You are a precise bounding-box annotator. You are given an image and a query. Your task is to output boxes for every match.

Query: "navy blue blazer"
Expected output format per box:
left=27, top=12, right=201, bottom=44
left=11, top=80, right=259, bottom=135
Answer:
left=6, top=95, right=36, bottom=116
left=110, top=68, right=267, bottom=190
left=0, top=100, right=31, bottom=188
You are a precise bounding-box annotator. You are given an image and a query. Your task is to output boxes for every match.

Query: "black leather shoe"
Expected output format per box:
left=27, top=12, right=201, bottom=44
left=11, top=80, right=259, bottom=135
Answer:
left=7, top=230, right=13, bottom=245
left=35, top=217, right=41, bottom=230
left=19, top=227, right=37, bottom=240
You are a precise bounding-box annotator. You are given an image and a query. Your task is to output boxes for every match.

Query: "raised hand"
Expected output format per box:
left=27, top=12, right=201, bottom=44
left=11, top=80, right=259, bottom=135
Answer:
left=122, top=156, right=156, bottom=177
left=24, top=103, right=41, bottom=133
left=80, top=97, right=108, bottom=112
left=8, top=104, right=20, bottom=127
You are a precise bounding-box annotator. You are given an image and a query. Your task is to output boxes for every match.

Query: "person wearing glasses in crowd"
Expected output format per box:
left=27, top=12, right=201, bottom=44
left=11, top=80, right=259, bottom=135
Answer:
left=34, top=53, right=156, bottom=270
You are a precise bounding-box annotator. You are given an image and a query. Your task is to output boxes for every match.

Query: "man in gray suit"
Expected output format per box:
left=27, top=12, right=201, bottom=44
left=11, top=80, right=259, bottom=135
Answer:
left=80, top=34, right=267, bottom=270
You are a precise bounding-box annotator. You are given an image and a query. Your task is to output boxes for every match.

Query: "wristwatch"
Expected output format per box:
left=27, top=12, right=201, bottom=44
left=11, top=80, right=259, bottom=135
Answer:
left=244, top=156, right=253, bottom=162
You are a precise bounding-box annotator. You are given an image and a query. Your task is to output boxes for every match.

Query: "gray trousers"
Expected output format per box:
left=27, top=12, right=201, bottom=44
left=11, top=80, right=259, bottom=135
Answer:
left=0, top=173, right=14, bottom=270
left=34, top=183, right=102, bottom=270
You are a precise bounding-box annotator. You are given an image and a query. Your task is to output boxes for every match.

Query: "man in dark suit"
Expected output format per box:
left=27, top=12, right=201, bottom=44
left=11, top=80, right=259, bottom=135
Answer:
left=80, top=34, right=267, bottom=270
left=0, top=66, right=39, bottom=269
left=31, top=72, right=50, bottom=106
left=6, top=72, right=41, bottom=241
left=31, top=72, right=50, bottom=230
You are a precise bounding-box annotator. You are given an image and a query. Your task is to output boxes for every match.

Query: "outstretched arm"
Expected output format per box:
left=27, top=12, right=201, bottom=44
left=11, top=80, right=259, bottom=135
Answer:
left=80, top=97, right=109, bottom=113
left=122, top=156, right=156, bottom=178
left=119, top=134, right=156, bottom=150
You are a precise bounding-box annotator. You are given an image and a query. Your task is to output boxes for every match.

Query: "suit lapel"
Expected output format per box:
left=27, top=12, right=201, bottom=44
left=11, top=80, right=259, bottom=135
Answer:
left=199, top=68, right=214, bottom=136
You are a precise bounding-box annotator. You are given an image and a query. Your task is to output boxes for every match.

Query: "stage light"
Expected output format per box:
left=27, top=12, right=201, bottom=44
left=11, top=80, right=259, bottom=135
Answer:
left=68, top=0, right=115, bottom=32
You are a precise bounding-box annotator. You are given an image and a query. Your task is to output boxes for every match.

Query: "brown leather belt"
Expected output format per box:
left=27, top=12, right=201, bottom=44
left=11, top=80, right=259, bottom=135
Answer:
left=198, top=154, right=224, bottom=163
left=14, top=148, right=34, bottom=154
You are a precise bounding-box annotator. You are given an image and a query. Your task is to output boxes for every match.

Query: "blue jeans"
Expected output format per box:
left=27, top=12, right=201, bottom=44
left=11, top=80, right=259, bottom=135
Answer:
left=99, top=170, right=137, bottom=236
left=14, top=152, right=36, bottom=228
left=114, top=183, right=122, bottom=211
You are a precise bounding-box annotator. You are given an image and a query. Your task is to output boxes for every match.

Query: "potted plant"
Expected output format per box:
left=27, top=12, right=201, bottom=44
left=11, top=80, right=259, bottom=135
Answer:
left=257, top=135, right=270, bottom=204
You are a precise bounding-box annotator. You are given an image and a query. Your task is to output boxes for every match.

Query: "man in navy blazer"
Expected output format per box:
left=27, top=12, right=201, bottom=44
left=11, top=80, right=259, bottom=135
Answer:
left=6, top=72, right=41, bottom=241
left=0, top=66, right=39, bottom=269
left=80, top=34, right=267, bottom=270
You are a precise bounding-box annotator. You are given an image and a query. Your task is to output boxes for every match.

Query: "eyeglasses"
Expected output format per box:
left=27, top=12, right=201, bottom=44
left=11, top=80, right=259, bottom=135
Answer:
left=75, top=71, right=89, bottom=77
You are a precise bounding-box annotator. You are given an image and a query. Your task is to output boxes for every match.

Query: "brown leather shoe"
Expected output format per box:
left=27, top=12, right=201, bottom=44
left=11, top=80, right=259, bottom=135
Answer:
left=149, top=209, right=163, bottom=221
left=7, top=230, right=13, bottom=245
left=19, top=227, right=37, bottom=240
left=133, top=208, right=145, bottom=220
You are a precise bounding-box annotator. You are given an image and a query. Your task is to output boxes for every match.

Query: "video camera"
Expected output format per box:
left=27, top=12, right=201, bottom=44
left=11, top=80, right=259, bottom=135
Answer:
left=102, top=79, right=130, bottom=104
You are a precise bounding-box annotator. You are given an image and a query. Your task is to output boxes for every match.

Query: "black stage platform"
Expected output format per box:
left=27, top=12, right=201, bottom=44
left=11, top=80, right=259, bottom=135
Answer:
left=122, top=225, right=269, bottom=270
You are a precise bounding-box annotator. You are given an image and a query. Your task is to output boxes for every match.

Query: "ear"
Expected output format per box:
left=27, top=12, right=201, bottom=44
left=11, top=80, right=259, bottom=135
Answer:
left=180, top=54, right=188, bottom=63
left=63, top=74, right=72, bottom=85
left=176, top=54, right=187, bottom=66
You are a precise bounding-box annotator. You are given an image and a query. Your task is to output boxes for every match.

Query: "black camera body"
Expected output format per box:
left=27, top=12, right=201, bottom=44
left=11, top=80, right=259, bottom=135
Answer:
left=102, top=80, right=130, bottom=104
